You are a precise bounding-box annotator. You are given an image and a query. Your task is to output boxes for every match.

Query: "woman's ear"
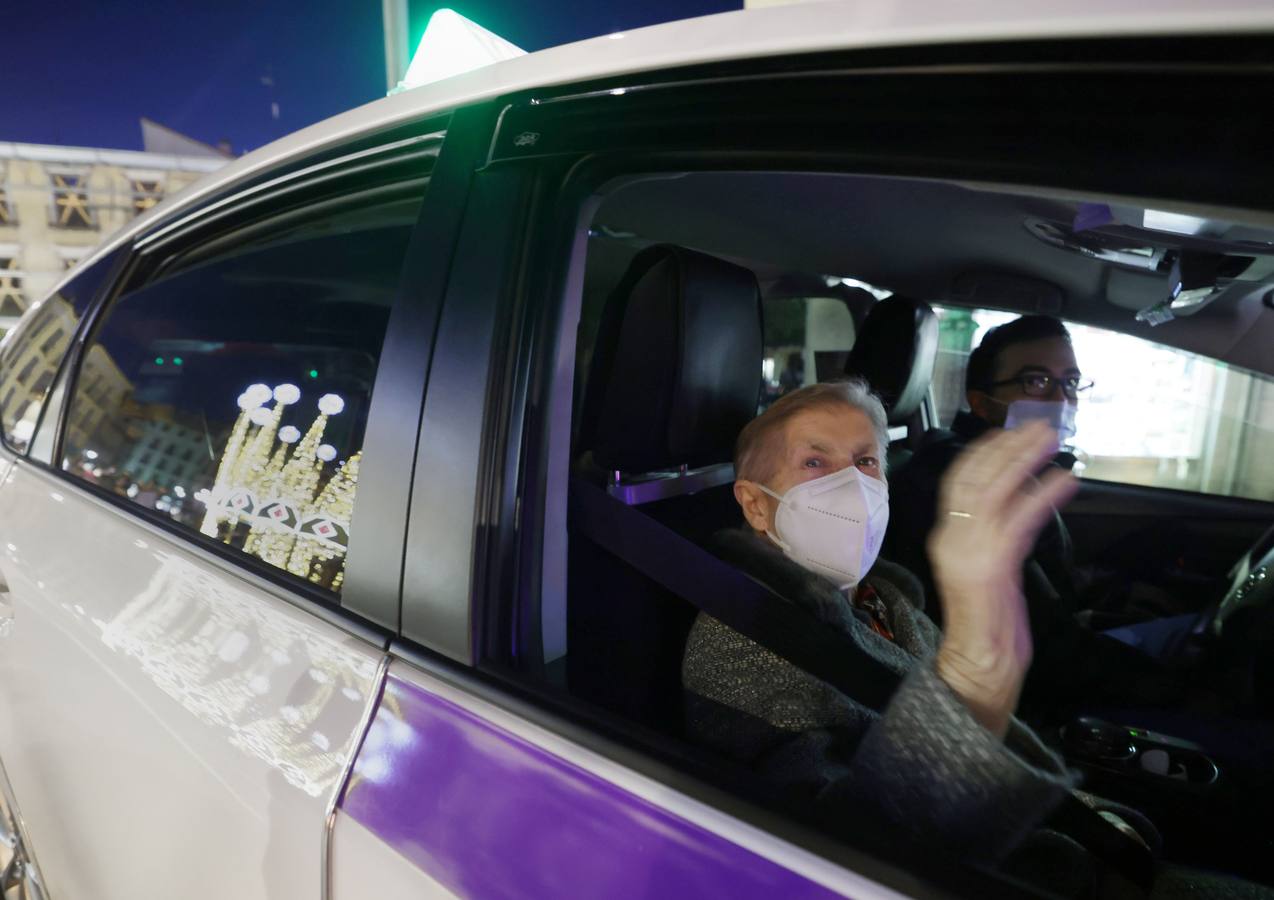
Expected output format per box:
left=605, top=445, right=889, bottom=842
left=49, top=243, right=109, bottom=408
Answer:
left=734, top=480, right=773, bottom=534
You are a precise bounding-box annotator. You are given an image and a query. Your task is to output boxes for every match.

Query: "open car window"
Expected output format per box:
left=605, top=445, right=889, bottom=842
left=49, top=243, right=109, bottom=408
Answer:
left=520, top=164, right=1274, bottom=897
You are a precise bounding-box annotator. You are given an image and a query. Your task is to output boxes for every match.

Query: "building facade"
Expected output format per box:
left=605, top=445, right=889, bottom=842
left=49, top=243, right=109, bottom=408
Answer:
left=0, top=140, right=227, bottom=334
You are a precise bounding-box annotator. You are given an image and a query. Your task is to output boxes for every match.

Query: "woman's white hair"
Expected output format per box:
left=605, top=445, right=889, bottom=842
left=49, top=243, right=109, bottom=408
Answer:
left=735, top=378, right=891, bottom=483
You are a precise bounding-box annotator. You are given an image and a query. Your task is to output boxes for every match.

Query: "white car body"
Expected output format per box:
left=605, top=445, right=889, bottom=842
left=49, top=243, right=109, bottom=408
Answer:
left=1, top=3, right=1272, bottom=899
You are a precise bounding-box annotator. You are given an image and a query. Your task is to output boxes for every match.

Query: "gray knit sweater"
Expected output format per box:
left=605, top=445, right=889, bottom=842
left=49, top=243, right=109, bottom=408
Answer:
left=682, top=528, right=1077, bottom=865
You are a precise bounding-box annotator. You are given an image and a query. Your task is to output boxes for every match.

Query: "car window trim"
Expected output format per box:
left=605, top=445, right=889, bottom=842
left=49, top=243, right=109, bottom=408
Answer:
left=134, top=130, right=445, bottom=253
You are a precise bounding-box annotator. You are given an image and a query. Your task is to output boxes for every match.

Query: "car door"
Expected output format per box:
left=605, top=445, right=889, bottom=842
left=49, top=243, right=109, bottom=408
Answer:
left=0, top=128, right=447, bottom=899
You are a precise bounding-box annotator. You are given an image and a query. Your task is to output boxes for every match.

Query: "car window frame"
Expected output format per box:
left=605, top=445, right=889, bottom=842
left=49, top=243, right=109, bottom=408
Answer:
left=399, top=38, right=1274, bottom=900
left=23, top=124, right=452, bottom=635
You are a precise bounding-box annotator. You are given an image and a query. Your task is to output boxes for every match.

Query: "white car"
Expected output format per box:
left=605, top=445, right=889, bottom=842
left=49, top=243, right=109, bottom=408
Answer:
left=2, top=3, right=1274, bottom=898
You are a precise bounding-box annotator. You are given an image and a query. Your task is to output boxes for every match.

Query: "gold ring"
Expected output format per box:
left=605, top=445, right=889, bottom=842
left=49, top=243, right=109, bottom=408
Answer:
left=947, top=510, right=974, bottom=519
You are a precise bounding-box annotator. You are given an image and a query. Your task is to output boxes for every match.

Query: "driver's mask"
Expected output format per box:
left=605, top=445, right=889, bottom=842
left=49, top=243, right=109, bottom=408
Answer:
left=757, top=466, right=889, bottom=591
left=1002, top=398, right=1078, bottom=452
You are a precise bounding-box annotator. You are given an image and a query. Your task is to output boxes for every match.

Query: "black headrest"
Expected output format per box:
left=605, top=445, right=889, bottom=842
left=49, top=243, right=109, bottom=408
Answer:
left=844, top=295, right=938, bottom=424
left=579, top=245, right=762, bottom=473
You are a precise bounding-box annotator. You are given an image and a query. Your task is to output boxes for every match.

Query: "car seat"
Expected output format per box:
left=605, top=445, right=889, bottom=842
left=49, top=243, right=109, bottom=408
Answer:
left=568, top=243, right=763, bottom=731
left=843, top=294, right=939, bottom=471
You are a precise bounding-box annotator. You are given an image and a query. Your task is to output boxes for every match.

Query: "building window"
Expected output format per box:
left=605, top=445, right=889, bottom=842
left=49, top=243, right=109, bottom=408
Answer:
left=50, top=172, right=96, bottom=229
left=38, top=328, right=66, bottom=357
left=57, top=247, right=89, bottom=272
left=131, top=179, right=163, bottom=217
left=0, top=257, right=25, bottom=317
left=15, top=357, right=39, bottom=387
left=0, top=188, right=13, bottom=227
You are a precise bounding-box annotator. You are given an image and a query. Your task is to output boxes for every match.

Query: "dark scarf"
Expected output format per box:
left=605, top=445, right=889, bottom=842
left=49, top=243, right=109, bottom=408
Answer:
left=708, top=527, right=937, bottom=661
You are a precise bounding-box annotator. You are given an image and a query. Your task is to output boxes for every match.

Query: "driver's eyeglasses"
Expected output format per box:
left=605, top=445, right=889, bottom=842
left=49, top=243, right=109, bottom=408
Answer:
left=990, top=373, right=1095, bottom=399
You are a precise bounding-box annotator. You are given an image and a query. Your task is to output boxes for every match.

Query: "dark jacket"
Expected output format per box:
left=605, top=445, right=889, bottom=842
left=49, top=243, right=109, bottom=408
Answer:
left=679, top=530, right=1274, bottom=900
left=885, top=411, right=1186, bottom=717
left=682, top=528, right=1076, bottom=865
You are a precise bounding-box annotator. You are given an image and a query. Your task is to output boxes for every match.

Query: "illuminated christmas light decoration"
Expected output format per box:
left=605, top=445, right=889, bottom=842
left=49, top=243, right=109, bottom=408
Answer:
left=199, top=385, right=358, bottom=589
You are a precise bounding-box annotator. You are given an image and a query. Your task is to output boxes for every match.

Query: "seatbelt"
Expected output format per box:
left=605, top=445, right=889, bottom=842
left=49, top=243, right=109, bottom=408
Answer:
left=569, top=477, right=901, bottom=710
left=568, top=477, right=1155, bottom=892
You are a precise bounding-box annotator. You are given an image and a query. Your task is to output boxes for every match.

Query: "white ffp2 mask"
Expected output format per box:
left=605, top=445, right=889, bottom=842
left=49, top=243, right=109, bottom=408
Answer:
left=758, top=467, right=889, bottom=591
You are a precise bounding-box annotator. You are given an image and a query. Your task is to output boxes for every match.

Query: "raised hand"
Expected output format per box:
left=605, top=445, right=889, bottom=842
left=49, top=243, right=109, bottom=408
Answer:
left=927, top=420, right=1079, bottom=737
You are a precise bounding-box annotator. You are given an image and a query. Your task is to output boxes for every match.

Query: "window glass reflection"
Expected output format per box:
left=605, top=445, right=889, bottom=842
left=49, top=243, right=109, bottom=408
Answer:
left=62, top=211, right=417, bottom=592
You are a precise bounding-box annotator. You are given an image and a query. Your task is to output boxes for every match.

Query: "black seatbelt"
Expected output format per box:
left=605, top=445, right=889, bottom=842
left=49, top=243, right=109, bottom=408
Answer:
left=569, top=477, right=901, bottom=710
left=568, top=477, right=1155, bottom=893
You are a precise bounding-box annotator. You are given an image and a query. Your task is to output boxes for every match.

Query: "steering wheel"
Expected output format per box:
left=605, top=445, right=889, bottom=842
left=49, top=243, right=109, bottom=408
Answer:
left=1199, top=523, right=1274, bottom=640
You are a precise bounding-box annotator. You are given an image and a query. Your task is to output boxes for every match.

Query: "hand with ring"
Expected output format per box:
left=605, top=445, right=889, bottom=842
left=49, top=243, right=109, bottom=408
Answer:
left=926, top=420, right=1079, bottom=738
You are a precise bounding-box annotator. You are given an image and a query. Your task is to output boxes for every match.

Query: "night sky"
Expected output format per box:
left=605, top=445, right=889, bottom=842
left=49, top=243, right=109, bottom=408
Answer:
left=5, top=0, right=738, bottom=155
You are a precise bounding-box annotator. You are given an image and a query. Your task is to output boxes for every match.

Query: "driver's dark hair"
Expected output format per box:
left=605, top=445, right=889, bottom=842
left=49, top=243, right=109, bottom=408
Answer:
left=965, top=315, right=1072, bottom=394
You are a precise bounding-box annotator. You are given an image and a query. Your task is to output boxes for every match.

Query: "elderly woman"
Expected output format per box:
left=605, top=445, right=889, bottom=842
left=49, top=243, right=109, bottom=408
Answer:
left=682, top=380, right=1270, bottom=898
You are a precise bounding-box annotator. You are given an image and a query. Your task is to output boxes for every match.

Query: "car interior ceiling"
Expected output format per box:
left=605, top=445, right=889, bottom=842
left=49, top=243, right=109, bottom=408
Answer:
left=555, top=169, right=1274, bottom=887
left=586, top=171, right=1274, bottom=378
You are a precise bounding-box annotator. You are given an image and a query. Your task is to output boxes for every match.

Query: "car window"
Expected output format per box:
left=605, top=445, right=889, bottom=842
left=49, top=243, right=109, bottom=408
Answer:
left=0, top=251, right=121, bottom=453
left=760, top=296, right=857, bottom=409
left=932, top=306, right=1274, bottom=502
left=60, top=198, right=420, bottom=593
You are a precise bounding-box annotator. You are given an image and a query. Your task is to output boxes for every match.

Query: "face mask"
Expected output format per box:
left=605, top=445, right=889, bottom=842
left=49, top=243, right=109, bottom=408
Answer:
left=1002, top=398, right=1077, bottom=451
left=758, top=466, right=890, bottom=591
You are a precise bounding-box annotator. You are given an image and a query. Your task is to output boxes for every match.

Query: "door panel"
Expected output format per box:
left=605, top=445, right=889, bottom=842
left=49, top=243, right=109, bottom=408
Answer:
left=331, top=661, right=903, bottom=900
left=1064, top=479, right=1272, bottom=613
left=0, top=461, right=385, bottom=899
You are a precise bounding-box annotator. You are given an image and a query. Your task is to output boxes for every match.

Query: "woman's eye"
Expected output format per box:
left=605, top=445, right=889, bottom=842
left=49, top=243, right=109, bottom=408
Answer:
left=857, top=457, right=879, bottom=469
left=802, top=457, right=823, bottom=469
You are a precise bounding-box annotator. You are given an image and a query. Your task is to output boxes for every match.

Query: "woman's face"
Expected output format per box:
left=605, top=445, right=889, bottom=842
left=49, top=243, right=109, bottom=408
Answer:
left=738, top=404, right=884, bottom=534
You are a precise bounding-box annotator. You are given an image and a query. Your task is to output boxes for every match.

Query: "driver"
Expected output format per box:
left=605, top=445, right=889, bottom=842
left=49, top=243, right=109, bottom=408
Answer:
left=885, top=315, right=1202, bottom=718
left=682, top=379, right=1272, bottom=897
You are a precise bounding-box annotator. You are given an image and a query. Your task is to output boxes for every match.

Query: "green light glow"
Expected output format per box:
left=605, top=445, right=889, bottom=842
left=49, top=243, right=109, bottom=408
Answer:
left=174, top=357, right=183, bottom=366
left=309, top=369, right=319, bottom=379
left=394, top=8, right=524, bottom=94
left=155, top=357, right=164, bottom=365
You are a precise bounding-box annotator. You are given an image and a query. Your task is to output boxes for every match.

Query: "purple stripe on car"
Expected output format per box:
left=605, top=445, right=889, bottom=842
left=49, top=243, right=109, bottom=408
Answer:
left=340, top=674, right=853, bottom=898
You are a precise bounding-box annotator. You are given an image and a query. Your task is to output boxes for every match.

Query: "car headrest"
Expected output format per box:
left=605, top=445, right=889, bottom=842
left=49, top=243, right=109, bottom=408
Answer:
left=579, top=244, right=762, bottom=474
left=844, top=295, right=938, bottom=424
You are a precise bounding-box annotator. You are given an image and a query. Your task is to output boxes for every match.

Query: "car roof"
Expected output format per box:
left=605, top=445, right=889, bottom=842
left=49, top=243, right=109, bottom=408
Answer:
left=62, top=0, right=1274, bottom=286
